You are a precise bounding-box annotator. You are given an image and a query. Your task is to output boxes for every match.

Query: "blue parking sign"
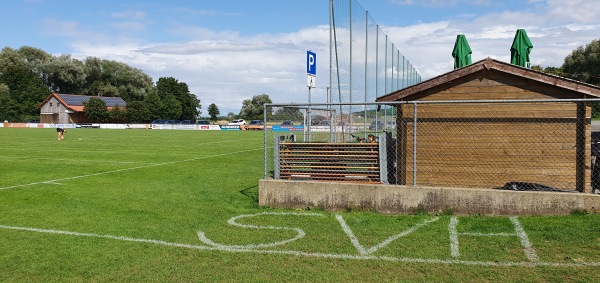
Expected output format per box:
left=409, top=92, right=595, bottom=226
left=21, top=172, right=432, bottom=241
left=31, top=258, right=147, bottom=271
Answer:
left=307, top=51, right=316, bottom=75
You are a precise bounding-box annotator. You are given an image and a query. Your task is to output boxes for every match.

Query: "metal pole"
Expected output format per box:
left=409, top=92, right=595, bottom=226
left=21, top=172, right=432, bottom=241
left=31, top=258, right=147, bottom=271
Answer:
left=331, top=0, right=343, bottom=142
left=412, top=102, right=417, bottom=187
left=385, top=35, right=388, bottom=94
left=263, top=105, right=267, bottom=179
left=402, top=56, right=405, bottom=88
left=349, top=0, right=353, bottom=136
left=364, top=10, right=368, bottom=139
left=375, top=26, right=379, bottom=133
left=391, top=43, right=394, bottom=92
left=308, top=85, right=312, bottom=141
left=397, top=49, right=400, bottom=90
left=383, top=103, right=386, bottom=132
left=327, top=86, right=333, bottom=142
left=375, top=26, right=379, bottom=98
left=329, top=0, right=333, bottom=142
left=273, top=135, right=280, bottom=179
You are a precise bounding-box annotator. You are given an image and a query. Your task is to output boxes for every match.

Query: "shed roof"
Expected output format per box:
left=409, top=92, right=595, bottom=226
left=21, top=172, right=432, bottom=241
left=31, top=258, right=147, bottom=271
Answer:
left=39, top=93, right=126, bottom=112
left=376, top=57, right=600, bottom=102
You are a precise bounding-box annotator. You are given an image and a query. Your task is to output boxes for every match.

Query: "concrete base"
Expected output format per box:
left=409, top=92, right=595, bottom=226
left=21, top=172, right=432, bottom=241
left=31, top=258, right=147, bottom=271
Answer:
left=259, top=179, right=600, bottom=215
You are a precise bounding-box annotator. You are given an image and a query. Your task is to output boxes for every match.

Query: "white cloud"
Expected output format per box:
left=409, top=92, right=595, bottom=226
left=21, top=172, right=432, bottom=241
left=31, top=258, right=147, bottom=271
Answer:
left=68, top=23, right=331, bottom=114
left=546, top=0, right=600, bottom=23
left=57, top=1, right=600, bottom=114
left=380, top=0, right=600, bottom=80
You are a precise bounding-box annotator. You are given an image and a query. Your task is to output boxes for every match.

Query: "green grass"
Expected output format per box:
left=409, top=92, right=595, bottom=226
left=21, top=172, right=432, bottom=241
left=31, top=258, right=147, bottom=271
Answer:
left=1, top=128, right=599, bottom=282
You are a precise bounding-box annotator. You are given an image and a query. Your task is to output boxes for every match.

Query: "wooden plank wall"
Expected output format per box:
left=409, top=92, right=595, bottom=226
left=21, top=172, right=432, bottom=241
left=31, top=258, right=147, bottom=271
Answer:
left=397, top=72, right=592, bottom=192
left=278, top=142, right=381, bottom=183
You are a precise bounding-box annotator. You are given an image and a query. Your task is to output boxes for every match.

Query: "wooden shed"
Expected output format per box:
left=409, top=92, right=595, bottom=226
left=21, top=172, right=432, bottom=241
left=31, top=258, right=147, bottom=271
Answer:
left=376, top=58, right=600, bottom=193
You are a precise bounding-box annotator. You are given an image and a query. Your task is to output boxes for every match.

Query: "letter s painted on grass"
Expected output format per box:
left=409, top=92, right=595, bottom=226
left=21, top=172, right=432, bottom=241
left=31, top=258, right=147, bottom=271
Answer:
left=197, top=212, right=324, bottom=250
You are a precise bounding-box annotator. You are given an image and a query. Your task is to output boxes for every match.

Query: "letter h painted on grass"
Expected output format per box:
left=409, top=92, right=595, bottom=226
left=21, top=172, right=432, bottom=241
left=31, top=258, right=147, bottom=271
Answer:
left=448, top=216, right=539, bottom=262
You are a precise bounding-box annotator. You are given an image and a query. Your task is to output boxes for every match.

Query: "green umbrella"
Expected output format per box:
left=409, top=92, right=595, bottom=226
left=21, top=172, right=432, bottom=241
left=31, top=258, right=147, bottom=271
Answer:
left=510, top=29, right=533, bottom=67
left=452, top=34, right=472, bottom=69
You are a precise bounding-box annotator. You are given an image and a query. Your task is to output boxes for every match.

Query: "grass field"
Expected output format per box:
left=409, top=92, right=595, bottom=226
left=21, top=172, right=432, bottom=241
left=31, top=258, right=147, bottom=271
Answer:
left=1, top=128, right=599, bottom=282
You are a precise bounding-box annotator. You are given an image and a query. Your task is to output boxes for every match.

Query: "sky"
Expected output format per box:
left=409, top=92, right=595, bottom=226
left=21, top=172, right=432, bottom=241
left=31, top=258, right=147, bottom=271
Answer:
left=2, top=0, right=599, bottom=115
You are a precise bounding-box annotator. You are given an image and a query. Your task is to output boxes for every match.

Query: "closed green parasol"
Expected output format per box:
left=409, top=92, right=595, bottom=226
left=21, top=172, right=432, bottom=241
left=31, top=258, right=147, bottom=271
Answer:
left=452, top=34, right=472, bottom=69
left=510, top=29, right=533, bottom=67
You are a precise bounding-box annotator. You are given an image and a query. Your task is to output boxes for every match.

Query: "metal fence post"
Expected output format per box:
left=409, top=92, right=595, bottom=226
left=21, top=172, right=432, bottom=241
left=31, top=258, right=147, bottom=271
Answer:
left=413, top=102, right=417, bottom=187
left=379, top=133, right=388, bottom=184
left=273, top=135, right=281, bottom=180
left=263, top=106, right=268, bottom=179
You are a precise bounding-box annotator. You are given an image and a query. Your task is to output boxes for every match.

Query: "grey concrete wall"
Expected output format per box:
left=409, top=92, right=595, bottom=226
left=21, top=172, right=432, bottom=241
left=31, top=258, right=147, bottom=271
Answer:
left=259, top=179, right=600, bottom=215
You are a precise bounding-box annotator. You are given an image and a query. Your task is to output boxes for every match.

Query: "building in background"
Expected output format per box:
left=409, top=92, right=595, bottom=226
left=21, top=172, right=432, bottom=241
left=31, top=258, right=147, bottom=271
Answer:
left=39, top=93, right=126, bottom=124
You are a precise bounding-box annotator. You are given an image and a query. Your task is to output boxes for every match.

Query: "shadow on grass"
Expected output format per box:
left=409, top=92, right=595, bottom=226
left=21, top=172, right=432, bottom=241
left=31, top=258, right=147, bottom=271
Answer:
left=240, top=185, right=259, bottom=204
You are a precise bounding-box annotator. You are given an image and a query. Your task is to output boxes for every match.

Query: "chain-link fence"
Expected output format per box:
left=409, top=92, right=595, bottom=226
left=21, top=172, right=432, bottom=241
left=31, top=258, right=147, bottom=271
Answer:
left=264, top=100, right=600, bottom=194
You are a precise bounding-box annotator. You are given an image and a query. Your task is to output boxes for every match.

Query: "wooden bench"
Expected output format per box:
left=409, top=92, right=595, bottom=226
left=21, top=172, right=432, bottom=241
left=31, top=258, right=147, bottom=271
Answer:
left=276, top=142, right=381, bottom=183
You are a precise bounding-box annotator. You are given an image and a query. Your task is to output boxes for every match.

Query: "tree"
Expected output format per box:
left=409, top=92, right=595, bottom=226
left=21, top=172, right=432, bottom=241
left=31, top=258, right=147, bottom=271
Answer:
left=227, top=112, right=236, bottom=120
left=17, top=46, right=52, bottom=66
left=162, top=94, right=182, bottom=120
left=82, top=58, right=154, bottom=102
left=180, top=90, right=200, bottom=120
left=273, top=106, right=303, bottom=121
left=0, top=47, right=50, bottom=121
left=84, top=97, right=109, bottom=122
left=39, top=54, right=87, bottom=93
left=126, top=101, right=150, bottom=123
left=109, top=105, right=127, bottom=123
left=0, top=84, right=18, bottom=121
left=144, top=90, right=163, bottom=120
left=561, top=39, right=600, bottom=86
left=208, top=103, right=220, bottom=121
left=156, top=77, right=200, bottom=120
left=239, top=94, right=272, bottom=120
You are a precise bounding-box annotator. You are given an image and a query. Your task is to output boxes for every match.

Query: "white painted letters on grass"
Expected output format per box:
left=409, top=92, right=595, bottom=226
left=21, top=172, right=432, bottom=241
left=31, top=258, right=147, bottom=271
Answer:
left=1, top=214, right=598, bottom=267
left=448, top=216, right=539, bottom=263
left=197, top=212, right=324, bottom=249
left=337, top=214, right=439, bottom=255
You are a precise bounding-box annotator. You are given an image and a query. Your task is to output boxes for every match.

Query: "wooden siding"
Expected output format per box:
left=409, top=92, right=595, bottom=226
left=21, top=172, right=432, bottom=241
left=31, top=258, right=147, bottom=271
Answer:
left=39, top=97, right=71, bottom=124
left=396, top=72, right=592, bottom=192
left=278, top=142, right=381, bottom=183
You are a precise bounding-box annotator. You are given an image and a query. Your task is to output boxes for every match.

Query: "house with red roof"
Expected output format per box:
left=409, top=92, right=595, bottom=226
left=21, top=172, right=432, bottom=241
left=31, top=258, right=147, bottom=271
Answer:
left=39, top=93, right=126, bottom=124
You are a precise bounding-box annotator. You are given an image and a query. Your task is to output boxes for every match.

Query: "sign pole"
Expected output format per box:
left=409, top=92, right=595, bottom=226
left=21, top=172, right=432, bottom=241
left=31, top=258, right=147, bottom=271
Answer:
left=307, top=85, right=312, bottom=142
left=306, top=51, right=317, bottom=142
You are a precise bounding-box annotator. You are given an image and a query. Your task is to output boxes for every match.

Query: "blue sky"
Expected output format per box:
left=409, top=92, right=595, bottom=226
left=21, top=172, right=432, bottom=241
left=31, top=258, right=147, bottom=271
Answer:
left=2, top=0, right=599, bottom=114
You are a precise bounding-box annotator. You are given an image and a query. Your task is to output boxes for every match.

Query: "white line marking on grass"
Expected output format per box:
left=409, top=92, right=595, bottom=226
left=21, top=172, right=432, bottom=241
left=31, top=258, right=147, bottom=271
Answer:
left=198, top=212, right=324, bottom=249
left=510, top=216, right=540, bottom=263
left=460, top=232, right=515, bottom=237
left=0, top=156, right=158, bottom=165
left=337, top=214, right=440, bottom=255
left=0, top=147, right=262, bottom=191
left=449, top=216, right=459, bottom=258
left=1, top=224, right=598, bottom=268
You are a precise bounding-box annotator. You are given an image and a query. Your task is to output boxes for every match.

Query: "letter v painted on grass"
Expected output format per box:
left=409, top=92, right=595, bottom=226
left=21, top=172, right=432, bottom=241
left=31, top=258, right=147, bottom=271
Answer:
left=336, top=214, right=440, bottom=255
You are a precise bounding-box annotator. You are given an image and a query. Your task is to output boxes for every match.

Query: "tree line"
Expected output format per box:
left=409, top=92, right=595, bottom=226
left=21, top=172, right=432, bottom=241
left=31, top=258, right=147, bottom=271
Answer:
left=0, top=46, right=200, bottom=123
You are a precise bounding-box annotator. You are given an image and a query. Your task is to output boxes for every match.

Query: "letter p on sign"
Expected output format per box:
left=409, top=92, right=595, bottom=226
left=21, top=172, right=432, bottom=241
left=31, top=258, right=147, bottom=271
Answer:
left=307, top=51, right=316, bottom=75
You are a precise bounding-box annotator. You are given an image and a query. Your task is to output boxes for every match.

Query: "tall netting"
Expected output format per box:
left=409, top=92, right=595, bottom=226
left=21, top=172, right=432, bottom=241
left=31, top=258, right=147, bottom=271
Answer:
left=330, top=0, right=421, bottom=140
